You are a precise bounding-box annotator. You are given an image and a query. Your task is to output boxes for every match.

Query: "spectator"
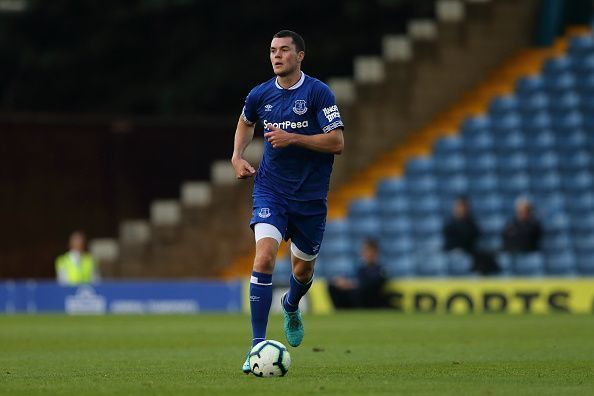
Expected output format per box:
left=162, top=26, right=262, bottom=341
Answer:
left=443, top=196, right=480, bottom=255
left=443, top=197, right=500, bottom=275
left=502, top=197, right=542, bottom=253
left=328, top=239, right=391, bottom=309
left=55, top=231, right=99, bottom=285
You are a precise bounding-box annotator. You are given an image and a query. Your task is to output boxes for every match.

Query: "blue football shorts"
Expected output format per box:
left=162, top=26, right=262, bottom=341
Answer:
left=249, top=190, right=327, bottom=256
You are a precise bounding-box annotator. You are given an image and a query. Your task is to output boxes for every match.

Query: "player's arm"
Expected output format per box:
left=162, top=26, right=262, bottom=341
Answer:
left=231, top=116, right=257, bottom=179
left=264, top=125, right=344, bottom=155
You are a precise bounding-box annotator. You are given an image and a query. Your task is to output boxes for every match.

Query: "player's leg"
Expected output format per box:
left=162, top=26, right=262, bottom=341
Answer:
left=281, top=199, right=326, bottom=347
left=250, top=225, right=282, bottom=347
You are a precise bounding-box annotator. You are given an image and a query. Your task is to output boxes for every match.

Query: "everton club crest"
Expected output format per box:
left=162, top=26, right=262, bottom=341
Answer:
left=292, top=100, right=308, bottom=115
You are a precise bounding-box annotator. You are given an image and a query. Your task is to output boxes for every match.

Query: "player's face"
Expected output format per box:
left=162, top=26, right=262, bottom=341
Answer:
left=270, top=37, right=304, bottom=77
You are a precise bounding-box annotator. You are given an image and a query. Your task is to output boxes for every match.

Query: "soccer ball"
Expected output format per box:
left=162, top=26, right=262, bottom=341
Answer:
left=249, top=340, right=291, bottom=377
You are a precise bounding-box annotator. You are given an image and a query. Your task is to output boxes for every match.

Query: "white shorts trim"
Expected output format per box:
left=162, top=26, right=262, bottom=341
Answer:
left=254, top=223, right=282, bottom=244
left=291, top=242, right=318, bottom=261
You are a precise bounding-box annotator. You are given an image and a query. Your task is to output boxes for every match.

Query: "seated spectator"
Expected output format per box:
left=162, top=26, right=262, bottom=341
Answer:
left=55, top=231, right=100, bottom=285
left=443, top=196, right=480, bottom=255
left=328, top=239, right=391, bottom=309
left=443, top=197, right=499, bottom=275
left=502, top=197, right=542, bottom=253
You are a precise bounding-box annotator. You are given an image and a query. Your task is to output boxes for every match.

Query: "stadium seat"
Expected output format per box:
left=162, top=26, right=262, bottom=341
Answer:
left=319, top=254, right=357, bottom=279
left=463, top=132, right=494, bottom=154
left=529, top=171, right=561, bottom=193
left=415, top=251, right=447, bottom=277
left=437, top=174, right=468, bottom=196
left=498, top=172, right=530, bottom=195
left=572, top=53, right=594, bottom=76
left=568, top=35, right=594, bottom=59
left=406, top=175, right=437, bottom=195
left=576, top=253, right=594, bottom=275
left=467, top=154, right=497, bottom=174
left=405, top=157, right=435, bottom=177
left=412, top=216, right=442, bottom=236
left=381, top=236, right=415, bottom=256
left=480, top=215, right=506, bottom=235
left=434, top=153, right=466, bottom=174
left=468, top=172, right=498, bottom=193
left=273, top=257, right=293, bottom=283
left=433, top=136, right=464, bottom=155
left=527, top=150, right=559, bottom=172
left=558, top=151, right=591, bottom=172
left=565, top=192, right=594, bottom=214
left=545, top=251, right=577, bottom=275
left=551, top=111, right=583, bottom=133
left=321, top=237, right=353, bottom=257
left=562, top=170, right=594, bottom=192
left=523, top=112, right=552, bottom=133
left=471, top=193, right=505, bottom=216
left=544, top=73, right=576, bottom=93
left=549, top=91, right=580, bottom=115
left=542, top=56, right=573, bottom=77
left=461, top=115, right=491, bottom=135
left=516, top=75, right=545, bottom=96
left=514, top=252, right=545, bottom=276
left=349, top=198, right=380, bottom=218
left=489, top=95, right=519, bottom=116
left=349, top=217, right=382, bottom=239
left=570, top=213, right=594, bottom=233
left=379, top=195, right=410, bottom=216
left=409, top=194, right=441, bottom=216
left=490, top=113, right=522, bottom=131
left=494, top=131, right=526, bottom=152
left=496, top=151, right=528, bottom=173
left=376, top=178, right=407, bottom=200
left=496, top=252, right=513, bottom=275
left=518, top=92, right=549, bottom=114
left=572, top=233, right=594, bottom=253
left=445, top=249, right=473, bottom=276
left=383, top=255, right=415, bottom=277
left=381, top=216, right=412, bottom=236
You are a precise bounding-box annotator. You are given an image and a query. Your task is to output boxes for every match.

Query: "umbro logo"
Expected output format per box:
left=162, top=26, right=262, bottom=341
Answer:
left=264, top=104, right=273, bottom=112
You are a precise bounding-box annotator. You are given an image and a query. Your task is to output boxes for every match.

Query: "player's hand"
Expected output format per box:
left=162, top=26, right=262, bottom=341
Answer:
left=231, top=157, right=256, bottom=179
left=264, top=124, right=295, bottom=149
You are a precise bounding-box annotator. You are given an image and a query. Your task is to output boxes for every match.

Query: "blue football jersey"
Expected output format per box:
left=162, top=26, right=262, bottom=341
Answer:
left=242, top=72, right=344, bottom=201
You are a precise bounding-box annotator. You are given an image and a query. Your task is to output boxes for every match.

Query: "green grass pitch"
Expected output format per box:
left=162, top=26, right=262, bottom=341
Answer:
left=1, top=313, right=593, bottom=395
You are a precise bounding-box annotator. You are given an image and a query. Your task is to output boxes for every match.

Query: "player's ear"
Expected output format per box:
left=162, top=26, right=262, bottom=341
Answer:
left=297, top=51, right=305, bottom=62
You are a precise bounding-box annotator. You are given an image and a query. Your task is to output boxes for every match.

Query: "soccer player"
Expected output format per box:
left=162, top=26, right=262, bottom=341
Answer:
left=231, top=30, right=345, bottom=374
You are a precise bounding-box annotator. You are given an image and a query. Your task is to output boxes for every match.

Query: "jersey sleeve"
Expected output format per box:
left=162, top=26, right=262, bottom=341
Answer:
left=314, top=83, right=345, bottom=133
left=241, top=86, right=259, bottom=126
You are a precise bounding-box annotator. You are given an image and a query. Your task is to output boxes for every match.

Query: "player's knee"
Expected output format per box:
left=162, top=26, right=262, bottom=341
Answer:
left=253, top=251, right=276, bottom=273
left=293, top=261, right=314, bottom=282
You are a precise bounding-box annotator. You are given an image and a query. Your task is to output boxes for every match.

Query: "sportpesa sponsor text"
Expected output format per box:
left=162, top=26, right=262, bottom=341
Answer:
left=264, top=119, right=309, bottom=130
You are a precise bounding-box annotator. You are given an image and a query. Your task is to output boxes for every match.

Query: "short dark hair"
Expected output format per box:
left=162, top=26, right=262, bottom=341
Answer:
left=273, top=30, right=305, bottom=53
left=363, top=238, right=378, bottom=251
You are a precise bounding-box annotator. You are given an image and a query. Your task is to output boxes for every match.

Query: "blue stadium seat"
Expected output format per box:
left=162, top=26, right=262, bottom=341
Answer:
left=496, top=252, right=513, bottom=275
left=319, top=255, right=357, bottom=278
left=545, top=212, right=571, bottom=233
left=526, top=129, right=556, bottom=153
left=324, top=220, right=350, bottom=239
left=471, top=193, right=504, bottom=216
left=463, top=131, right=494, bottom=153
left=518, top=93, right=549, bottom=114
left=565, top=192, right=594, bottom=214
left=568, top=35, right=594, bottom=59
left=544, top=73, right=576, bottom=93
left=381, top=236, right=415, bottom=256
left=409, top=194, right=441, bottom=216
left=406, top=175, right=437, bottom=195
left=376, top=178, right=407, bottom=200
left=535, top=192, right=566, bottom=215
left=273, top=257, right=293, bottom=283
left=494, top=130, right=526, bottom=152
left=571, top=213, right=594, bottom=233
left=542, top=232, right=572, bottom=253
left=545, top=251, right=577, bottom=275
left=381, top=216, right=412, bottom=236
left=433, top=136, right=464, bottom=155
left=549, top=91, right=580, bottom=115
left=445, top=249, right=473, bottom=276
left=461, top=115, right=491, bottom=135
left=572, top=53, right=594, bottom=75
left=349, top=217, right=382, bottom=239
left=514, top=252, right=545, bottom=275
left=496, top=151, right=528, bottom=173
left=551, top=111, right=583, bottom=132
left=437, top=174, right=468, bottom=196
left=434, top=153, right=466, bottom=174
left=490, top=113, right=522, bottom=131
left=529, top=171, right=561, bottom=193
left=379, top=195, right=410, bottom=216
left=562, top=170, right=594, bottom=192
left=466, top=154, right=497, bottom=174
left=577, top=73, right=594, bottom=94
left=516, top=75, right=545, bottom=96
left=499, top=172, right=530, bottom=195
left=478, top=233, right=502, bottom=251
left=542, top=56, right=573, bottom=77
left=349, top=198, right=380, bottom=218
left=556, top=129, right=587, bottom=153
left=405, top=157, right=435, bottom=177
left=415, top=251, right=447, bottom=277
left=412, top=216, right=442, bottom=236
left=522, top=112, right=552, bottom=133
left=383, top=255, right=415, bottom=277
left=576, top=253, right=594, bottom=275
left=480, top=215, right=506, bottom=235
left=468, top=172, right=498, bottom=193
left=558, top=150, right=591, bottom=172
left=572, top=233, right=594, bottom=253
left=489, top=95, right=519, bottom=116
left=527, top=150, right=559, bottom=172
left=320, top=237, right=352, bottom=257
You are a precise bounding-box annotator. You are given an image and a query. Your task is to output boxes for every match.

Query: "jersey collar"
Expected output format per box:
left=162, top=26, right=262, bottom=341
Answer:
left=275, top=71, right=305, bottom=90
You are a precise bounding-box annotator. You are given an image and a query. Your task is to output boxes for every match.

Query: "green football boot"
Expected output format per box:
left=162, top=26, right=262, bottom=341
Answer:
left=281, top=293, right=304, bottom=347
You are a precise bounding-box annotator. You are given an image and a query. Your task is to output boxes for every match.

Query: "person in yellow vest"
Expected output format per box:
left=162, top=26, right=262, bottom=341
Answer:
left=55, top=231, right=99, bottom=285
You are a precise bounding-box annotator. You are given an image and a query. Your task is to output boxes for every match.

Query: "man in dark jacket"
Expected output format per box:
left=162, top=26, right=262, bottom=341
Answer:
left=443, top=197, right=480, bottom=255
left=502, top=197, right=542, bottom=253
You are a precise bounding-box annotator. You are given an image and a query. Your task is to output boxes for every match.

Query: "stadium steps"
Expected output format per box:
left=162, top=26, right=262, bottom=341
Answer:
left=220, top=0, right=546, bottom=278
